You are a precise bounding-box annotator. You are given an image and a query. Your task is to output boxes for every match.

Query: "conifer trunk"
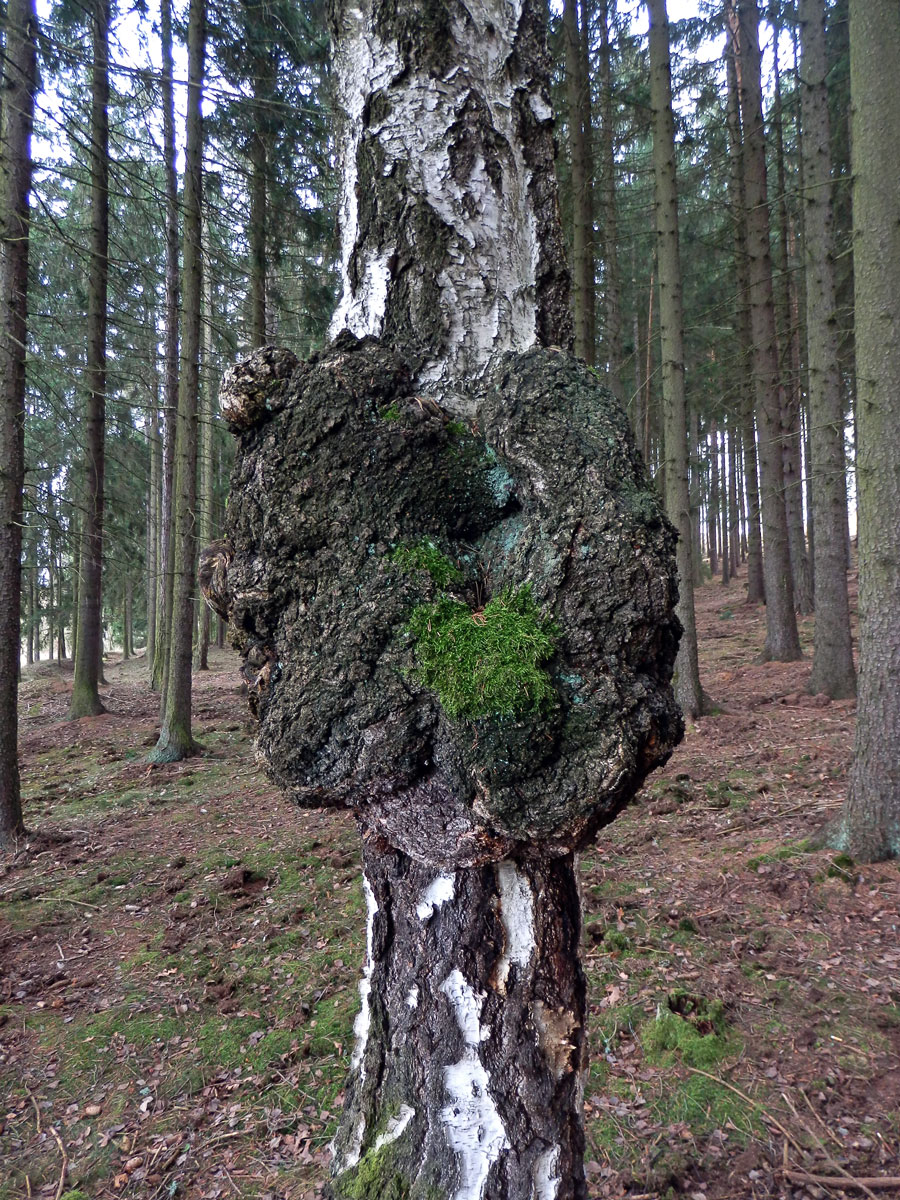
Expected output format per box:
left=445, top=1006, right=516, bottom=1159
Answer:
left=647, top=0, right=704, bottom=717
left=835, top=0, right=900, bottom=859
left=153, top=0, right=180, bottom=697
left=564, top=0, right=595, bottom=364
left=69, top=0, right=110, bottom=717
left=598, top=0, right=624, bottom=403
left=728, top=0, right=800, bottom=657
left=0, top=0, right=37, bottom=845
left=798, top=0, right=856, bottom=699
left=150, top=0, right=205, bottom=763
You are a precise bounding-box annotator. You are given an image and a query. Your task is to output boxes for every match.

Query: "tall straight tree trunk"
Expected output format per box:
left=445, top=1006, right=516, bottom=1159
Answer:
left=248, top=64, right=269, bottom=347
left=772, top=24, right=813, bottom=615
left=728, top=0, right=800, bottom=659
left=195, top=210, right=214, bottom=671
left=720, top=425, right=730, bottom=585
left=150, top=0, right=205, bottom=763
left=727, top=416, right=739, bottom=576
left=837, top=0, right=900, bottom=859
left=598, top=0, right=624, bottom=402
left=0, top=0, right=37, bottom=845
left=708, top=417, right=719, bottom=576
left=153, top=0, right=180, bottom=697
left=647, top=0, right=704, bottom=717
left=69, top=0, right=110, bottom=718
left=147, top=394, right=160, bottom=669
left=798, top=0, right=856, bottom=700
left=26, top=555, right=35, bottom=666
left=725, top=34, right=764, bottom=603
left=563, top=0, right=595, bottom=363
left=689, top=405, right=703, bottom=587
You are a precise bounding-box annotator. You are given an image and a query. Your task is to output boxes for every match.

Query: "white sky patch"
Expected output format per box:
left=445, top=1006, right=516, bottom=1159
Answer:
left=351, top=874, right=379, bottom=1079
left=416, top=873, right=456, bottom=921
left=531, top=1145, right=561, bottom=1200
left=440, top=970, right=509, bottom=1200
left=373, top=1104, right=416, bottom=1151
left=494, top=861, right=535, bottom=992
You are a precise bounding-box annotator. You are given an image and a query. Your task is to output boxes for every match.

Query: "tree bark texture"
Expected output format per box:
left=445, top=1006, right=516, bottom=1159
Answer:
left=0, top=0, right=37, bottom=845
left=729, top=0, right=800, bottom=658
left=598, top=0, right=624, bottom=404
left=195, top=214, right=214, bottom=671
left=152, top=0, right=180, bottom=696
left=771, top=24, right=813, bottom=616
left=327, top=0, right=572, bottom=389
left=647, top=0, right=704, bottom=718
left=330, top=837, right=587, bottom=1199
left=150, top=0, right=205, bottom=762
left=210, top=340, right=683, bottom=1199
left=837, top=0, right=900, bottom=859
left=798, top=0, right=855, bottom=700
left=724, top=34, right=764, bottom=604
left=563, top=0, right=595, bottom=364
left=69, top=0, right=110, bottom=718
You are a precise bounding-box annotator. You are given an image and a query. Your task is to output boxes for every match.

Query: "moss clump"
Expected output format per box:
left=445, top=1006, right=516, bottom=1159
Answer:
left=380, top=402, right=402, bottom=422
left=406, top=586, right=558, bottom=720
left=390, top=538, right=462, bottom=588
left=332, top=1143, right=409, bottom=1200
left=642, top=991, right=733, bottom=1069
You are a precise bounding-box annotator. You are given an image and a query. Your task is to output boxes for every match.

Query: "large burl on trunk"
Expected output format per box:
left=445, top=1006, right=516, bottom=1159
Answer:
left=206, top=336, right=682, bottom=1199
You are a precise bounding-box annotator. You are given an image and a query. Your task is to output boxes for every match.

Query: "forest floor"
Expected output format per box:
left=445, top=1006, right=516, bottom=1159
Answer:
left=3, top=571, right=900, bottom=1200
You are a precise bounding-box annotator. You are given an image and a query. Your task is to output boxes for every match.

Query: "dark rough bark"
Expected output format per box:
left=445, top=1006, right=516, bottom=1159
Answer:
left=598, top=0, right=624, bottom=404
left=69, top=0, right=110, bottom=718
left=724, top=34, right=763, bottom=604
left=730, top=0, right=800, bottom=658
left=834, top=0, right=900, bottom=860
left=799, top=0, right=856, bottom=700
left=152, top=0, right=180, bottom=696
left=150, top=0, right=205, bottom=763
left=328, top=0, right=572, bottom=387
left=0, top=0, right=37, bottom=846
left=563, top=0, right=595, bottom=364
left=208, top=338, right=683, bottom=1195
left=215, top=340, right=682, bottom=858
left=648, top=0, right=704, bottom=718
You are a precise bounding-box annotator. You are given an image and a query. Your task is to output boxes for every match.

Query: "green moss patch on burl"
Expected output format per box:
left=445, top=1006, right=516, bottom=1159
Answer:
left=405, top=585, right=557, bottom=720
left=389, top=538, right=463, bottom=589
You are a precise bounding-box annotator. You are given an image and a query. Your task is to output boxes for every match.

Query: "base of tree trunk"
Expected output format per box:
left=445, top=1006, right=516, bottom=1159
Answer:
left=328, top=834, right=588, bottom=1200
left=147, top=724, right=199, bottom=764
left=68, top=683, right=106, bottom=719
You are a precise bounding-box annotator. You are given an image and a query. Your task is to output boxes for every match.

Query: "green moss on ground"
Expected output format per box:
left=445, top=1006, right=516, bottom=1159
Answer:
left=405, top=585, right=557, bottom=719
left=642, top=991, right=734, bottom=1070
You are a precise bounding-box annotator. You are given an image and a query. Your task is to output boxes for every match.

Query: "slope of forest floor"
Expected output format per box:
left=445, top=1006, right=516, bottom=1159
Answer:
left=2, top=572, right=900, bottom=1200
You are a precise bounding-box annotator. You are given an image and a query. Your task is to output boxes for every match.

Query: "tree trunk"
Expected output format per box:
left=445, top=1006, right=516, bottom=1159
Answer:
left=798, top=0, right=856, bottom=700
left=0, top=0, right=37, bottom=845
left=708, top=417, right=719, bottom=576
left=26, top=556, right=35, bottom=666
left=152, top=0, right=180, bottom=697
left=195, top=210, right=214, bottom=671
left=689, top=405, right=703, bottom=587
left=724, top=32, right=763, bottom=603
left=150, top=0, right=205, bottom=763
left=331, top=840, right=588, bottom=1199
left=728, top=0, right=800, bottom=659
left=720, top=425, right=730, bottom=585
left=771, top=23, right=813, bottom=616
left=248, top=55, right=271, bottom=347
left=328, top=0, right=571, bottom=385
left=647, top=0, right=704, bottom=718
left=598, top=0, right=624, bottom=403
left=835, top=0, right=899, bottom=860
left=727, top=415, right=739, bottom=577
left=563, top=0, right=595, bottom=364
left=69, top=0, right=109, bottom=718
left=147, top=391, right=160, bottom=670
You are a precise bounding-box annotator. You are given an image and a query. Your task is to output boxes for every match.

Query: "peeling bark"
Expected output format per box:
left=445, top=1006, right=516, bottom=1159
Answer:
left=328, top=0, right=572, bottom=387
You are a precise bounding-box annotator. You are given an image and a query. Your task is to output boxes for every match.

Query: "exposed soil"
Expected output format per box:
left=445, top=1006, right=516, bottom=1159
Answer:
left=2, top=569, right=899, bottom=1200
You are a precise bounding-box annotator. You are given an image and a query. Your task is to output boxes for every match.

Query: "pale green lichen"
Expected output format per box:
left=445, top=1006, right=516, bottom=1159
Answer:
left=405, top=585, right=558, bottom=720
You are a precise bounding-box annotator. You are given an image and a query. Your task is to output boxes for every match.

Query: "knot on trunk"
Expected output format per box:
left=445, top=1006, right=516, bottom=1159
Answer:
left=215, top=336, right=683, bottom=865
left=220, top=345, right=299, bottom=432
